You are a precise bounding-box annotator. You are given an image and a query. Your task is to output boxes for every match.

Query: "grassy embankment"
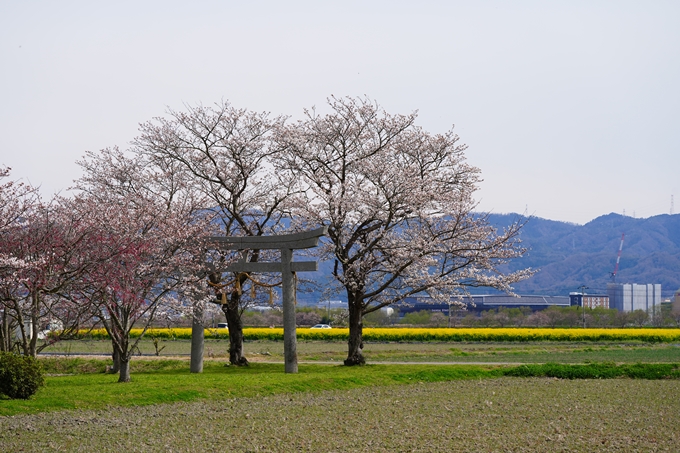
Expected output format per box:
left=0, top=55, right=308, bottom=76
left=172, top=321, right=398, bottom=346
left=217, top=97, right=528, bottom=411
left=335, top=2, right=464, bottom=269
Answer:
left=3, top=361, right=501, bottom=416
left=3, top=359, right=680, bottom=417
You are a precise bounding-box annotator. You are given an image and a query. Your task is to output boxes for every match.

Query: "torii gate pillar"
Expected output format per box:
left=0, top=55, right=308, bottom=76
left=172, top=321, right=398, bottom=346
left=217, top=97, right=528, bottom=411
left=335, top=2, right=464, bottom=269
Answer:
left=280, top=248, right=297, bottom=372
left=208, top=226, right=327, bottom=373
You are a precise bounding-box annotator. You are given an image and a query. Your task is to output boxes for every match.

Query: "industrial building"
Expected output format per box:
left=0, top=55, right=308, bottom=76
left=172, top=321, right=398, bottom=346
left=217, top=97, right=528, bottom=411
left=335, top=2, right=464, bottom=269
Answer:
left=397, top=294, right=571, bottom=315
left=606, top=283, right=661, bottom=313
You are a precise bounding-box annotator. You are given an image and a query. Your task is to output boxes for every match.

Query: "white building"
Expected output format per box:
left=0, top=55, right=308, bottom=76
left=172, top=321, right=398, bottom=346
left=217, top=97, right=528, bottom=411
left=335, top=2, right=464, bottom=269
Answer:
left=607, top=283, right=661, bottom=313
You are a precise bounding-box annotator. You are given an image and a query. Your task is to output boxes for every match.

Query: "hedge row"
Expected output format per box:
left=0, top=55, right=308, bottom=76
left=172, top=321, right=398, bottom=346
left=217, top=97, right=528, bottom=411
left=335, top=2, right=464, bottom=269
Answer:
left=503, top=362, right=680, bottom=379
left=78, top=327, right=680, bottom=343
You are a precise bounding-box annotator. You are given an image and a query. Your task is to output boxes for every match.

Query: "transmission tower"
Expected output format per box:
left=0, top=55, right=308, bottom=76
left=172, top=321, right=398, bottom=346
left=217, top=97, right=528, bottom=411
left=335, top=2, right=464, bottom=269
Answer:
left=610, top=233, right=625, bottom=283
left=672, top=195, right=675, bottom=215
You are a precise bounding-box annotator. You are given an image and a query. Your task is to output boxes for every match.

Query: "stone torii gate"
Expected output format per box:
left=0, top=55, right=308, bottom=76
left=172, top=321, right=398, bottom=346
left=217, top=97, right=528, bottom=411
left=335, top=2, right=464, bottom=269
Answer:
left=206, top=226, right=327, bottom=373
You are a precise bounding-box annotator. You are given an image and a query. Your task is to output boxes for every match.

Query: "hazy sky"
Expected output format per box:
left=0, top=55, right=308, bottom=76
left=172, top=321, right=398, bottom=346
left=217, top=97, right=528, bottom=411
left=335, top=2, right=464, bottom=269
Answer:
left=1, top=1, right=678, bottom=224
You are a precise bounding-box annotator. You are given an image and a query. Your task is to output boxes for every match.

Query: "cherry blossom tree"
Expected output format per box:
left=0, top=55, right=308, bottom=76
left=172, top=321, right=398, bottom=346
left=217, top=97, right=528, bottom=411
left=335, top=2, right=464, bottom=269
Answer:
left=0, top=169, right=98, bottom=356
left=0, top=167, right=38, bottom=352
left=132, top=101, right=294, bottom=365
left=73, top=148, right=212, bottom=382
left=275, top=96, right=533, bottom=365
left=0, top=167, right=38, bottom=233
left=0, top=204, right=98, bottom=356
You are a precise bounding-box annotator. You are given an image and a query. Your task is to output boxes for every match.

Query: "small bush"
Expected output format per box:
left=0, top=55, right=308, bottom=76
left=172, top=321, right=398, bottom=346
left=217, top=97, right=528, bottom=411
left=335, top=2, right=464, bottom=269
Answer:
left=0, top=352, right=45, bottom=399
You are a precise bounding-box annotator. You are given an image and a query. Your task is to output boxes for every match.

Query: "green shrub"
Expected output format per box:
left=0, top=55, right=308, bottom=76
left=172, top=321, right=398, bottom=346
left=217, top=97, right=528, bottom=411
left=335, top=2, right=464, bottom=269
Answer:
left=503, top=362, right=680, bottom=380
left=399, top=310, right=432, bottom=326
left=0, top=352, right=45, bottom=399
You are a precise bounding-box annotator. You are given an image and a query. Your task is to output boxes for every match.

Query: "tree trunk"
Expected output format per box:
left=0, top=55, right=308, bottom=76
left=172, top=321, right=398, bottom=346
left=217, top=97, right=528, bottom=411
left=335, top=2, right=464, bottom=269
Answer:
left=118, top=354, right=131, bottom=383
left=0, top=311, right=10, bottom=352
left=27, top=292, right=41, bottom=357
left=190, top=303, right=204, bottom=373
left=14, top=309, right=29, bottom=356
left=29, top=316, right=38, bottom=358
left=109, top=344, right=121, bottom=374
left=222, top=292, right=248, bottom=366
left=209, top=271, right=248, bottom=366
left=344, top=296, right=365, bottom=366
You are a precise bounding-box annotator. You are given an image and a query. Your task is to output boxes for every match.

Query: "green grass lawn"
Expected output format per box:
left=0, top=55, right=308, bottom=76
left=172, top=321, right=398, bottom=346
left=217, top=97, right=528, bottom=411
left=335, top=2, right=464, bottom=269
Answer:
left=2, top=361, right=504, bottom=416
left=4, top=357, right=678, bottom=417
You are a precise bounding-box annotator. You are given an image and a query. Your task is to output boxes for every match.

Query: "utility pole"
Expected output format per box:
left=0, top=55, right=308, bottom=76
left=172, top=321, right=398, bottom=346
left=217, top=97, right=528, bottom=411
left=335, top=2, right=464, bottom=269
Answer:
left=579, top=285, right=588, bottom=329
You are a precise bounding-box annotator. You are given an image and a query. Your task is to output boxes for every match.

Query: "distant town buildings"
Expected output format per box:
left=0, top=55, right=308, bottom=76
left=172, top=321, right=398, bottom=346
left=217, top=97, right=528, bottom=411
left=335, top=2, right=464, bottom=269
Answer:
left=316, top=284, right=666, bottom=315
left=606, top=283, right=661, bottom=313
left=394, top=285, right=663, bottom=316
left=569, top=293, right=610, bottom=309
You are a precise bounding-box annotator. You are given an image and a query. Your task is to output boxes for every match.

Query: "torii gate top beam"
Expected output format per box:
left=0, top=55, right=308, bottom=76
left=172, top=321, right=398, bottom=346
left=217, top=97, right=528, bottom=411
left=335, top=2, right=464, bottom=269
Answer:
left=207, top=226, right=327, bottom=251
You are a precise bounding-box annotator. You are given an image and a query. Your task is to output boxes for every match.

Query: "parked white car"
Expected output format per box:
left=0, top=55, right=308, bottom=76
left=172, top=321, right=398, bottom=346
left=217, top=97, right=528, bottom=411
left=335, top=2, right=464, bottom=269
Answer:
left=37, top=320, right=63, bottom=340
left=310, top=324, right=331, bottom=329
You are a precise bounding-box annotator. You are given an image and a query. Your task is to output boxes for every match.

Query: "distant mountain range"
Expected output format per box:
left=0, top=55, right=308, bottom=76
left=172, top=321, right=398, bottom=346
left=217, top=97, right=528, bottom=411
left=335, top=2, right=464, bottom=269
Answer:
left=487, top=212, right=680, bottom=298
left=296, top=212, right=680, bottom=304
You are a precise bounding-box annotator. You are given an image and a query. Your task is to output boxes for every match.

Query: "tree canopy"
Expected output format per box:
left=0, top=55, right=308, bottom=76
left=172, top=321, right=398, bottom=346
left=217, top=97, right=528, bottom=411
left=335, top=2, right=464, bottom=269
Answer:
left=275, top=96, right=532, bottom=364
left=1, top=96, right=533, bottom=370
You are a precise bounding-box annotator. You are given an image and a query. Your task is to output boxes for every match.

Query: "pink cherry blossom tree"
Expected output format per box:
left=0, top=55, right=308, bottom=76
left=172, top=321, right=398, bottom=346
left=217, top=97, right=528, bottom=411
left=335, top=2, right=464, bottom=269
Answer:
left=0, top=202, right=99, bottom=356
left=275, top=97, right=534, bottom=365
left=0, top=166, right=39, bottom=352
left=73, top=148, right=213, bottom=382
left=0, top=168, right=99, bottom=356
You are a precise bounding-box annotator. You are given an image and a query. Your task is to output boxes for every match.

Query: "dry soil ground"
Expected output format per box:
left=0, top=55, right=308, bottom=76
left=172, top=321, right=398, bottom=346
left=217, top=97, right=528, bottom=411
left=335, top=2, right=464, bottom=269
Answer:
left=1, top=377, right=678, bottom=452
